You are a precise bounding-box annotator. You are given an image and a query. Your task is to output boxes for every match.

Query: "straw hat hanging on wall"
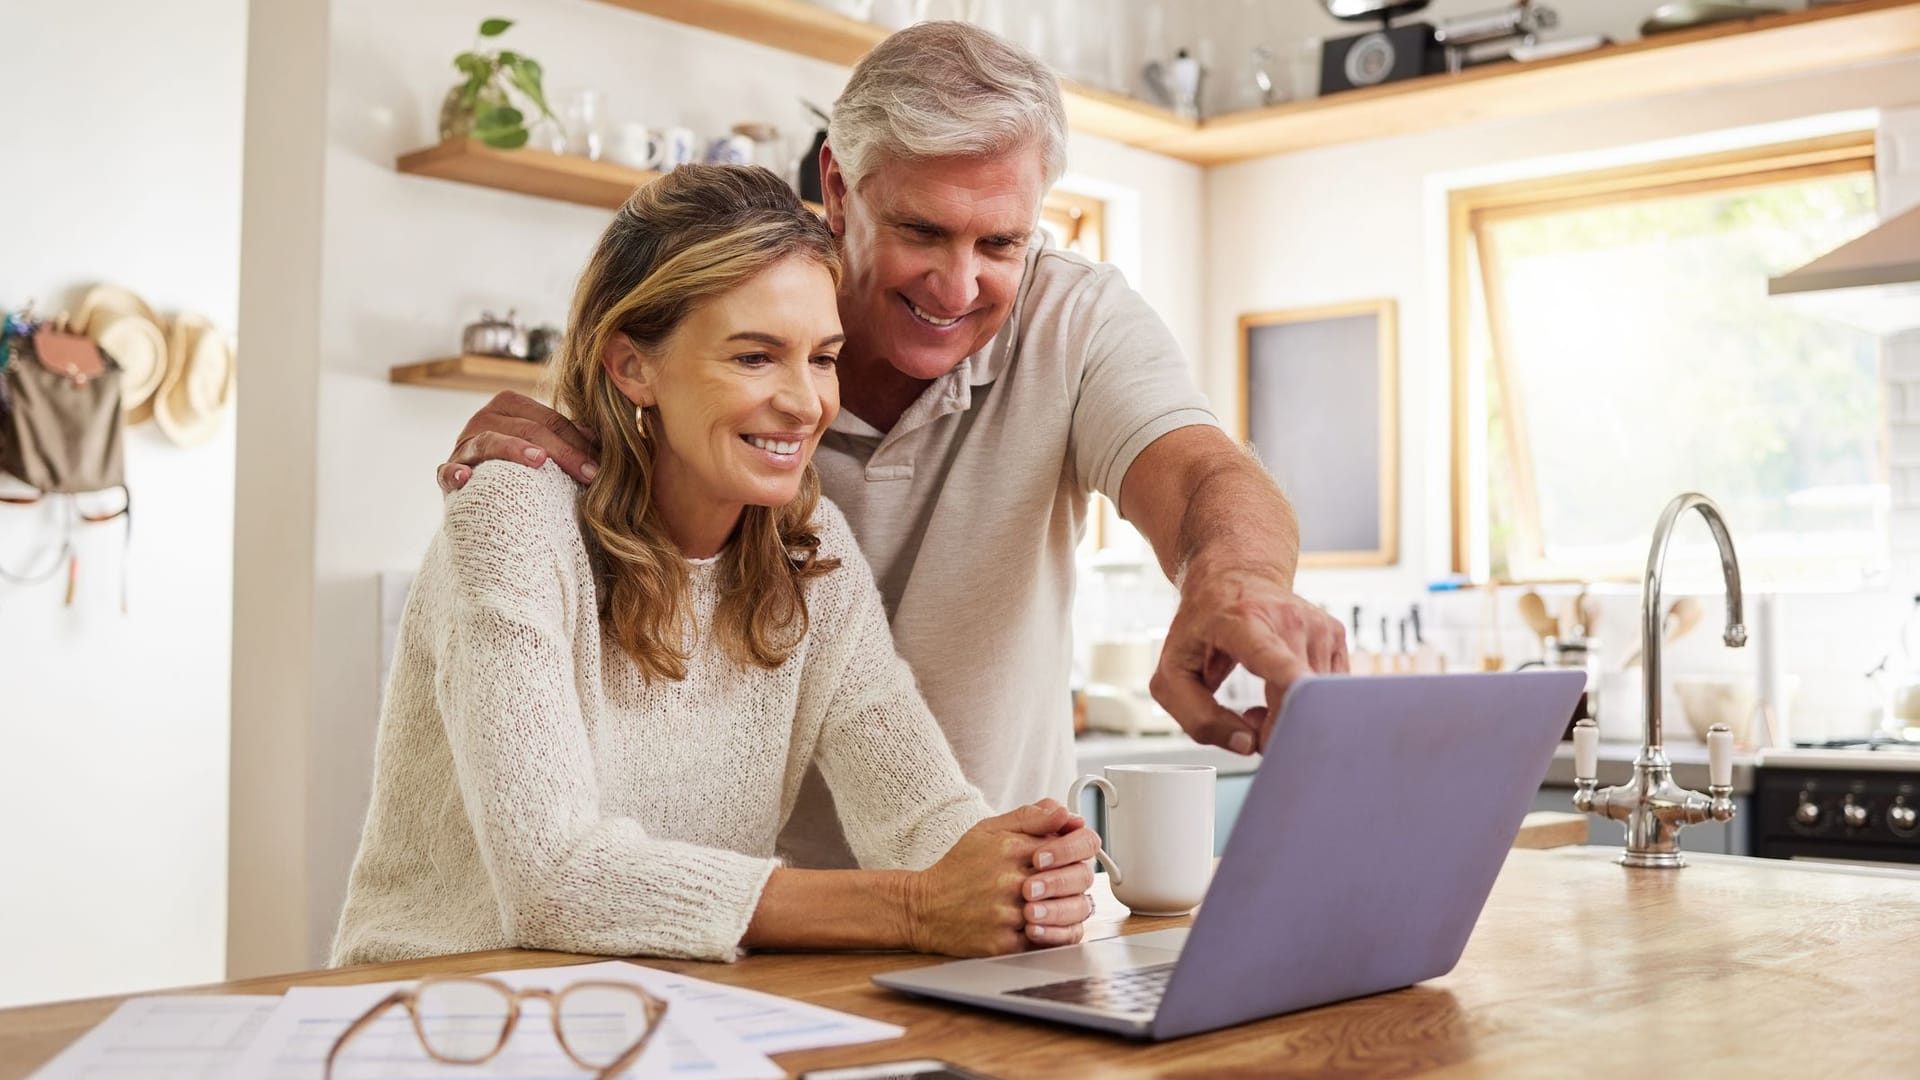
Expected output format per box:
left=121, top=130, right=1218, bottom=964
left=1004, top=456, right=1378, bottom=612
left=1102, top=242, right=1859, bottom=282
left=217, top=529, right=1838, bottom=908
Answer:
left=75, top=285, right=167, bottom=426
left=153, top=313, right=235, bottom=447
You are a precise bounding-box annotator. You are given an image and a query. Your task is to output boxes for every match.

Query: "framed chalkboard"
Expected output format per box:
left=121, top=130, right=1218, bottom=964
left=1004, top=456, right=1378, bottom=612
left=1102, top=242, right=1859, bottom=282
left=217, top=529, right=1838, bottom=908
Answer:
left=1237, top=300, right=1399, bottom=568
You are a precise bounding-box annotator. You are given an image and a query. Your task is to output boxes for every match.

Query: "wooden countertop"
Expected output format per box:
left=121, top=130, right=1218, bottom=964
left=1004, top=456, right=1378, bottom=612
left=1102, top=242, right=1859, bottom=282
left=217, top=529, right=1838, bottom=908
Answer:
left=6, top=847, right=1919, bottom=1078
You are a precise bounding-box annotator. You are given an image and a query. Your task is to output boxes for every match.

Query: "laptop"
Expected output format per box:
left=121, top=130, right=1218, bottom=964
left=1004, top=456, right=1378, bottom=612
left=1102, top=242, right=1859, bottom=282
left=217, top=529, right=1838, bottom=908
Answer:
left=874, top=670, right=1585, bottom=1040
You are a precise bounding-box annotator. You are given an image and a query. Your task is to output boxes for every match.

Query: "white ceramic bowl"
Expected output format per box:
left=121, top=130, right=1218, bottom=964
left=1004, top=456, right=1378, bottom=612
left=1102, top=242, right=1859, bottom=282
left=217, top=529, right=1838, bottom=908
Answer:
left=1675, top=678, right=1757, bottom=745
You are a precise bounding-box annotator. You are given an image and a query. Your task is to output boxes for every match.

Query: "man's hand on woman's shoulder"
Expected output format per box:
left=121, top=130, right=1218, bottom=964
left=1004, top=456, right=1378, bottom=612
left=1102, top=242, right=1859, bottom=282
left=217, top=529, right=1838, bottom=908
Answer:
left=437, top=392, right=602, bottom=493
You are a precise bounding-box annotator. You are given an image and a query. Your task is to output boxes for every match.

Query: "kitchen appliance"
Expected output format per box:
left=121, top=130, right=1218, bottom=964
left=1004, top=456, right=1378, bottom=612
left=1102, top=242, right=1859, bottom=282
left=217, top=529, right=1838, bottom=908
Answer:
left=1640, top=0, right=1785, bottom=36
left=1141, top=48, right=1205, bottom=121
left=1861, top=593, right=1920, bottom=743
left=1519, top=635, right=1598, bottom=737
left=1317, top=0, right=1445, bottom=96
left=1768, top=202, right=1920, bottom=335
left=524, top=324, right=562, bottom=364
left=1433, top=1, right=1559, bottom=72
left=794, top=101, right=831, bottom=204
left=1323, top=0, right=1427, bottom=17
left=460, top=310, right=528, bottom=359
left=1752, top=743, right=1920, bottom=867
left=1082, top=638, right=1179, bottom=736
left=1248, top=45, right=1281, bottom=107
left=731, top=122, right=785, bottom=174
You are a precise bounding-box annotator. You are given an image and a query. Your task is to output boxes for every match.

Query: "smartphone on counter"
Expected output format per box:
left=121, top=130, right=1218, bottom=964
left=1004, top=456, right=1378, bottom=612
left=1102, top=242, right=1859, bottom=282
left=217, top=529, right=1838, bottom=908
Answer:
left=798, top=1061, right=1000, bottom=1080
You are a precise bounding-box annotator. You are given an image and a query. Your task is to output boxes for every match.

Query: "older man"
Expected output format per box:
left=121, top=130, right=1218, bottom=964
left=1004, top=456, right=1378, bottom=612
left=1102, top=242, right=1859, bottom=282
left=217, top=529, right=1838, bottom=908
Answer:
left=439, top=21, right=1348, bottom=865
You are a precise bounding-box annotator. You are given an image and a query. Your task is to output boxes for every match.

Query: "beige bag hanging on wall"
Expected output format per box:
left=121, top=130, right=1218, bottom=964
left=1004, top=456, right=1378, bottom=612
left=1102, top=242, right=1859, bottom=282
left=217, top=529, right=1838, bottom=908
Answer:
left=0, top=324, right=126, bottom=494
left=0, top=317, right=132, bottom=606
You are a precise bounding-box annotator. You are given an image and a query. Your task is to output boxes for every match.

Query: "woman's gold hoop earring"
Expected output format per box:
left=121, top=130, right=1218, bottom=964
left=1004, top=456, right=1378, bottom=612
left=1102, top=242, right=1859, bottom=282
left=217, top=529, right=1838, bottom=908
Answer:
left=635, top=405, right=652, bottom=444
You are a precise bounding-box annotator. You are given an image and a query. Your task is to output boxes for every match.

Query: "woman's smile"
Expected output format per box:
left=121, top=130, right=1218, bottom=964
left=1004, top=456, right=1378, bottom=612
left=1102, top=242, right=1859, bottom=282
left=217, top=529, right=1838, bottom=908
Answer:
left=740, top=432, right=810, bottom=468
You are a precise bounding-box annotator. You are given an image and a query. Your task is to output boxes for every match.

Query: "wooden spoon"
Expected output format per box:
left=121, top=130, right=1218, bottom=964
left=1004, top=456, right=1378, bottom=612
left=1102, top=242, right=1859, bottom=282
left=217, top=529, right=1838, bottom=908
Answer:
left=1517, top=590, right=1557, bottom=647
left=1577, top=592, right=1601, bottom=639
left=1623, top=597, right=1706, bottom=669
left=1666, top=596, right=1704, bottom=642
left=1563, top=586, right=1590, bottom=639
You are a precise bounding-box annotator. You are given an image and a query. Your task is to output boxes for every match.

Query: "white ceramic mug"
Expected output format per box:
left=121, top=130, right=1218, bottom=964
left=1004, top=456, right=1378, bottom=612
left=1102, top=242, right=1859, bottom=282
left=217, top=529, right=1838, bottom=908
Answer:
left=1068, top=764, right=1214, bottom=916
left=611, top=123, right=666, bottom=171
left=661, top=126, right=698, bottom=170
left=705, top=133, right=754, bottom=165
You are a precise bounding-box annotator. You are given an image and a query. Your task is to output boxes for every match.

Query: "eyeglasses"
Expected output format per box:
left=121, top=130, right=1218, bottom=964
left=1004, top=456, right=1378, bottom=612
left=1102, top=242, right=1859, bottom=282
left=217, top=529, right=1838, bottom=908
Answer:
left=325, top=975, right=669, bottom=1080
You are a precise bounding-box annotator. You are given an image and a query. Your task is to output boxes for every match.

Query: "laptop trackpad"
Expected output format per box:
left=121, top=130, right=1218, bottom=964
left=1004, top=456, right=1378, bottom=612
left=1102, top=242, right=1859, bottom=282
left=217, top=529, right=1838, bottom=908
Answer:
left=988, top=937, right=1184, bottom=978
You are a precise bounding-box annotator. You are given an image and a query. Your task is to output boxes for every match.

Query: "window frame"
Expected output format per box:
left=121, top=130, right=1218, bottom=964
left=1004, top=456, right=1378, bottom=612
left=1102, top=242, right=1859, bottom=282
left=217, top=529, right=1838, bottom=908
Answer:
left=1041, top=187, right=1125, bottom=554
left=1041, top=187, right=1107, bottom=264
left=1446, top=131, right=1881, bottom=583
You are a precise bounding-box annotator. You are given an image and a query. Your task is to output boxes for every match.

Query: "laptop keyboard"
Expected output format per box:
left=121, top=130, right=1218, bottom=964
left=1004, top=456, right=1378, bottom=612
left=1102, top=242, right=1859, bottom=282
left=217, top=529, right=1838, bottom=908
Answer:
left=1006, top=962, right=1176, bottom=1014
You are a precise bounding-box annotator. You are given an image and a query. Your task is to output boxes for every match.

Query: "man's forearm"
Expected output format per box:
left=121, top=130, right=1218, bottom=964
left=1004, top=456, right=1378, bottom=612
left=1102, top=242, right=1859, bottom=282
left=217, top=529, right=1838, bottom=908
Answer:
left=1123, top=427, right=1300, bottom=589
left=1170, top=447, right=1299, bottom=587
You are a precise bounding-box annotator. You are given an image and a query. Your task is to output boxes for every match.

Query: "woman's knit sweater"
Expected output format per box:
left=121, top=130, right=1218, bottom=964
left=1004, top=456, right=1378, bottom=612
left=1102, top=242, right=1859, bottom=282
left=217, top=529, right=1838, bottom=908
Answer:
left=331, top=461, right=990, bottom=966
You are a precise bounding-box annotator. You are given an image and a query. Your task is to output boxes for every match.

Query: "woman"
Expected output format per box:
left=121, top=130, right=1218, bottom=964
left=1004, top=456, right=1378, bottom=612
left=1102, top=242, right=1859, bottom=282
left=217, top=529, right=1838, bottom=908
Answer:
left=332, top=165, right=1098, bottom=966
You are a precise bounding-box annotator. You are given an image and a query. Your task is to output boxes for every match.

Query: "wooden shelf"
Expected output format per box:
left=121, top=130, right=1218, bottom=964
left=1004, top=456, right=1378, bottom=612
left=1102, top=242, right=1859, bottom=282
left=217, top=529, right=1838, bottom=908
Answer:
left=397, top=140, right=665, bottom=211
left=590, top=0, right=1920, bottom=165
left=588, top=0, right=1197, bottom=151
left=390, top=354, right=550, bottom=396
left=397, top=138, right=827, bottom=213
left=1156, top=0, right=1920, bottom=165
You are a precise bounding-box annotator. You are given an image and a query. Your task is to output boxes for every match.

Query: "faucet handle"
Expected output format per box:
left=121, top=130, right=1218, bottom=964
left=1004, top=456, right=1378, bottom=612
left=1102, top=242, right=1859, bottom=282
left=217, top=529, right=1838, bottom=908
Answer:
left=1707, top=724, right=1732, bottom=788
left=1573, top=719, right=1598, bottom=783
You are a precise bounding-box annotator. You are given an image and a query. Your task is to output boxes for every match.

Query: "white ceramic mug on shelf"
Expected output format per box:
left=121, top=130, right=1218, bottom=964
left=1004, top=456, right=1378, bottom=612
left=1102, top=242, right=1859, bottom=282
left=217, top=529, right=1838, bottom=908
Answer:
left=611, top=123, right=666, bottom=170
left=705, top=133, right=754, bottom=165
left=661, top=126, right=698, bottom=170
left=1068, top=764, right=1214, bottom=916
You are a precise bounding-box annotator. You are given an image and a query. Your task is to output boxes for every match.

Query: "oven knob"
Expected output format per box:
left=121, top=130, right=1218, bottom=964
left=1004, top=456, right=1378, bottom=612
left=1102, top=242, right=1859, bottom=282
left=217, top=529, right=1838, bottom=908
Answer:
left=1795, top=796, right=1821, bottom=827
left=1842, top=796, right=1869, bottom=830
left=1891, top=798, right=1918, bottom=836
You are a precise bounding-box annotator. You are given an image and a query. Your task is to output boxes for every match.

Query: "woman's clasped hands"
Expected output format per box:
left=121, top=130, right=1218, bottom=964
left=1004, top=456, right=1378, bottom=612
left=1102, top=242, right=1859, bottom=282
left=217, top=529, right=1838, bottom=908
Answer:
left=909, top=799, right=1103, bottom=956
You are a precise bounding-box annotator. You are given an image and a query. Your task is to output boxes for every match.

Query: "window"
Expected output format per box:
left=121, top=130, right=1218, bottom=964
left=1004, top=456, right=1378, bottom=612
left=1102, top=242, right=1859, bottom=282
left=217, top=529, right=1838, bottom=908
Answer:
left=1040, top=188, right=1139, bottom=562
left=1039, top=187, right=1106, bottom=263
left=1450, top=134, right=1886, bottom=589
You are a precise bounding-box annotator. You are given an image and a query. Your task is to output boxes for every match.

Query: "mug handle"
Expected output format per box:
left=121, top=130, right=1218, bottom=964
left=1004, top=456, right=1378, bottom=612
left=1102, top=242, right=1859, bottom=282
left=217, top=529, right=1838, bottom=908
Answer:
left=642, top=132, right=667, bottom=171
left=1065, top=774, right=1125, bottom=885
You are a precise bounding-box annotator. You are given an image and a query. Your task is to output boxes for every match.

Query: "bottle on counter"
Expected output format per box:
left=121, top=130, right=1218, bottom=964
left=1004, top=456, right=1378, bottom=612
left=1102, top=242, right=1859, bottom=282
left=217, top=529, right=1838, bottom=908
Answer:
left=1348, top=605, right=1378, bottom=675
left=1877, top=594, right=1920, bottom=743
left=1408, top=604, right=1447, bottom=674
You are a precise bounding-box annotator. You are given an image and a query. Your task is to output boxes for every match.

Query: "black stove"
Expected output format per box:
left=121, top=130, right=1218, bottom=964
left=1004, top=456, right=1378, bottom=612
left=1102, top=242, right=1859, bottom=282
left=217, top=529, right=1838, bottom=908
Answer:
left=1791, top=734, right=1920, bottom=753
left=1752, top=742, right=1920, bottom=866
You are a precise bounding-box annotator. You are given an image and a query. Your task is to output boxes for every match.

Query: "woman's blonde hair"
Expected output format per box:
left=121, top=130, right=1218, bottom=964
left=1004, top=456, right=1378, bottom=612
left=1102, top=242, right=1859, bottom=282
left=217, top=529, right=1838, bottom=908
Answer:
left=553, top=164, right=843, bottom=682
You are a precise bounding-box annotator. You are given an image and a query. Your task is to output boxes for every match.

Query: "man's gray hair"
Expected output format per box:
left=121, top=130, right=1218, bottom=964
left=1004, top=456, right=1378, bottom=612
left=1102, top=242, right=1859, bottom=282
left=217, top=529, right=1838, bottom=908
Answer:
left=828, top=21, right=1068, bottom=190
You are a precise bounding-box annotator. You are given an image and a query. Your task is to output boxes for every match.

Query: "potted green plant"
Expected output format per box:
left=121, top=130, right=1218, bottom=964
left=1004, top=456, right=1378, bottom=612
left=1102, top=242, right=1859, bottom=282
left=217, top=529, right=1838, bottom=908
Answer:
left=439, top=17, right=557, bottom=149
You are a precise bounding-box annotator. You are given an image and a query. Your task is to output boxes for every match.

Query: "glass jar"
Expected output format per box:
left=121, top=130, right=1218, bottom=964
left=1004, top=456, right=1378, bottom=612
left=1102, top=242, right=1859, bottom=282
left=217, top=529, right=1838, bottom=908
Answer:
left=562, top=89, right=606, bottom=160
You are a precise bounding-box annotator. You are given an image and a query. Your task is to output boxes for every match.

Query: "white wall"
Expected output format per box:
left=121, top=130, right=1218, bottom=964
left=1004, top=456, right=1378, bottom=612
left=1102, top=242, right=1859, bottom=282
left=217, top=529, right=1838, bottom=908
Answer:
left=0, top=0, right=245, bottom=1007
left=1204, top=50, right=1920, bottom=740
left=228, top=0, right=332, bottom=982
left=1064, top=132, right=1207, bottom=367
left=224, top=0, right=1204, bottom=974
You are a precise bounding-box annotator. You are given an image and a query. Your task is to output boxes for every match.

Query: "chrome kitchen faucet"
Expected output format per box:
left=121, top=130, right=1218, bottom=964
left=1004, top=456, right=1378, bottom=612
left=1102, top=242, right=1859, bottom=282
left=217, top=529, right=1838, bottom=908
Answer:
left=1572, top=493, right=1745, bottom=868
